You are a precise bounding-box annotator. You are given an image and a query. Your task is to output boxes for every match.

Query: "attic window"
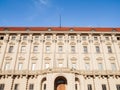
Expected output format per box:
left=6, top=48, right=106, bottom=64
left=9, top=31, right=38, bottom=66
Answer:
left=48, top=28, right=51, bottom=31
left=70, top=29, right=74, bottom=32
left=112, top=29, right=116, bottom=32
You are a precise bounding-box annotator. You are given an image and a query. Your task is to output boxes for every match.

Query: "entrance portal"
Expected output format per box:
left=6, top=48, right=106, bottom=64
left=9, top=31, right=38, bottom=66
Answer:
left=54, top=76, right=67, bottom=90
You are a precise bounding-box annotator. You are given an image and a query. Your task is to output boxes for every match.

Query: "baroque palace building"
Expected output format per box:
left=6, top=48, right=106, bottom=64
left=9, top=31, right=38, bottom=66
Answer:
left=0, top=27, right=120, bottom=90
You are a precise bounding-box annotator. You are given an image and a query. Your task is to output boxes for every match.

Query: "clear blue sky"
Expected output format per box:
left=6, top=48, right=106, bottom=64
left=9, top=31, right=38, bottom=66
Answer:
left=0, top=0, right=120, bottom=27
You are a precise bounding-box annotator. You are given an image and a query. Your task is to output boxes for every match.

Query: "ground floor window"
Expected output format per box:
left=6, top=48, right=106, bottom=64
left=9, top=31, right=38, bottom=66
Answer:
left=0, top=84, right=5, bottom=90
left=116, top=85, right=120, bottom=90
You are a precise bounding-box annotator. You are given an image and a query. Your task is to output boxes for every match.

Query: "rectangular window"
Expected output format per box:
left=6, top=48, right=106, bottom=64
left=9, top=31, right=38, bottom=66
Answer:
left=31, top=63, right=36, bottom=70
left=83, top=46, right=88, bottom=53
left=8, top=46, right=13, bottom=53
left=5, top=63, right=10, bottom=70
left=0, top=84, right=5, bottom=90
left=94, top=37, right=98, bottom=40
left=44, top=84, right=46, bottom=90
left=58, top=35, right=62, bottom=39
left=33, top=46, right=38, bottom=52
left=58, top=63, right=63, bottom=67
left=21, top=46, right=26, bottom=52
left=45, top=63, right=49, bottom=69
left=116, top=84, right=120, bottom=90
left=34, top=36, right=39, bottom=40
left=18, top=63, right=23, bottom=70
left=14, top=84, right=19, bottom=90
left=96, top=46, right=100, bottom=53
left=29, top=84, right=34, bottom=90
left=88, top=84, right=92, bottom=90
left=46, top=35, right=51, bottom=39
left=107, top=46, right=112, bottom=53
left=58, top=46, right=63, bottom=52
left=111, top=63, right=116, bottom=71
left=72, top=63, right=76, bottom=69
left=23, top=35, right=27, bottom=40
left=11, top=36, right=16, bottom=40
left=105, top=37, right=109, bottom=40
left=82, top=36, right=86, bottom=40
left=71, top=46, right=75, bottom=53
left=102, top=84, right=107, bottom=90
left=98, top=63, right=103, bottom=70
left=85, top=63, right=90, bottom=70
left=46, top=46, right=50, bottom=53
left=71, top=36, right=74, bottom=39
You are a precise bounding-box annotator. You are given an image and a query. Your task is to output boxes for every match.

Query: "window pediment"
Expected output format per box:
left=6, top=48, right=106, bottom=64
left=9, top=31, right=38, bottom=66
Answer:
left=31, top=56, right=38, bottom=60
left=5, top=56, right=12, bottom=60
left=84, top=57, right=90, bottom=60
left=96, top=57, right=103, bottom=60
left=19, top=56, right=25, bottom=60
left=33, top=42, right=39, bottom=45
left=58, top=42, right=64, bottom=45
left=21, top=42, right=27, bottom=45
left=106, top=42, right=111, bottom=45
left=109, top=57, right=115, bottom=60
left=70, top=42, right=76, bottom=45
left=94, top=42, right=100, bottom=45
left=82, top=42, right=88, bottom=45
left=45, top=42, right=51, bottom=45
left=9, top=42, right=15, bottom=45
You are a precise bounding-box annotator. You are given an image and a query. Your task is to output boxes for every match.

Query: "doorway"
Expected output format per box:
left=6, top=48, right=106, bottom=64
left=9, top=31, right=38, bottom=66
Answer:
left=54, top=76, right=67, bottom=90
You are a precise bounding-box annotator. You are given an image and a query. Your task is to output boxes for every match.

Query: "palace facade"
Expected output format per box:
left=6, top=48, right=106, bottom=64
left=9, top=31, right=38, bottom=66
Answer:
left=0, top=27, right=120, bottom=90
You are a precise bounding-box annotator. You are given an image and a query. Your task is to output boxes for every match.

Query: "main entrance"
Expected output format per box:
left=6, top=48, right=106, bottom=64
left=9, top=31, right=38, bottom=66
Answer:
left=54, top=76, right=67, bottom=90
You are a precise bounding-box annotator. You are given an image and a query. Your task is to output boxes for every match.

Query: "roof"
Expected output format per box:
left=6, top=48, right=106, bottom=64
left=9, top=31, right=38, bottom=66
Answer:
left=0, top=27, right=120, bottom=32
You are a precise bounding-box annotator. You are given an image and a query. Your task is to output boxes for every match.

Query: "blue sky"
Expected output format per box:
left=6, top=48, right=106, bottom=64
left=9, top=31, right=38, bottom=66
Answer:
left=0, top=0, right=120, bottom=27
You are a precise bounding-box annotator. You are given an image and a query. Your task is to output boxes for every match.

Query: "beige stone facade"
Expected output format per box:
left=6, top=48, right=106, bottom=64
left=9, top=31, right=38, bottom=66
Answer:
left=0, top=27, right=120, bottom=90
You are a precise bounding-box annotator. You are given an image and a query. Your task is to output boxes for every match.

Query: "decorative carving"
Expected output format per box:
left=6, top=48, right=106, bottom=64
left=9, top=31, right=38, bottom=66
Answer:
left=82, top=42, right=88, bottom=45
left=45, top=42, right=51, bottom=45
left=58, top=42, right=64, bottom=45
left=9, top=42, right=15, bottom=45
left=70, top=42, right=76, bottom=45
left=21, top=42, right=27, bottom=45
left=33, top=42, right=39, bottom=45
left=19, top=56, right=25, bottom=60
left=31, top=56, right=38, bottom=60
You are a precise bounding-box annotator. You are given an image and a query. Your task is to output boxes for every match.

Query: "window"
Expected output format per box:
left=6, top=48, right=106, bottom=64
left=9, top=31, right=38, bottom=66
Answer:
left=71, top=46, right=75, bottom=53
left=34, top=36, right=39, bottom=40
left=46, top=46, right=50, bottom=53
left=11, top=36, right=16, bottom=40
left=116, top=84, right=120, bottom=90
left=88, top=84, right=92, bottom=90
left=96, top=46, right=100, bottom=53
left=33, top=46, right=38, bottom=52
left=107, top=46, right=112, bottom=53
left=46, top=35, right=51, bottom=39
left=0, top=84, right=5, bottom=90
left=98, top=63, right=103, bottom=70
left=117, top=37, right=120, bottom=40
left=4, top=63, right=10, bottom=70
left=45, top=63, right=49, bottom=69
left=58, top=35, right=62, bottom=39
left=94, top=37, right=98, bottom=40
left=0, top=36, right=4, bottom=40
left=23, top=35, right=27, bottom=40
left=8, top=46, right=13, bottom=53
left=111, top=63, right=116, bottom=71
left=31, top=63, right=36, bottom=70
left=71, top=36, right=74, bottom=39
left=14, top=84, right=19, bottom=90
left=102, top=84, right=106, bottom=90
left=21, top=46, right=26, bottom=52
left=18, top=63, right=23, bottom=70
left=85, top=63, right=90, bottom=70
left=44, top=84, right=46, bottom=90
left=29, top=84, right=34, bottom=90
left=82, top=36, right=86, bottom=40
left=75, top=84, right=77, bottom=90
left=72, top=63, right=76, bottom=69
left=83, top=46, right=88, bottom=53
left=58, top=46, right=63, bottom=52
left=105, top=37, right=109, bottom=40
left=58, top=63, right=63, bottom=67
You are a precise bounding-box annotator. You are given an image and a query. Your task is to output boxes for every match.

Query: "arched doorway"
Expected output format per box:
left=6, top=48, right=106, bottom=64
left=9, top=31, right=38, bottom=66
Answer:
left=54, top=76, right=67, bottom=90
